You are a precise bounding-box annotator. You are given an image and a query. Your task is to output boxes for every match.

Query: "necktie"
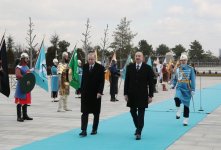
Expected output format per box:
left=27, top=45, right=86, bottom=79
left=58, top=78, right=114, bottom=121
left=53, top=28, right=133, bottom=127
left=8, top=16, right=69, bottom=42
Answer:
left=89, top=65, right=93, bottom=72
left=136, top=65, right=140, bottom=71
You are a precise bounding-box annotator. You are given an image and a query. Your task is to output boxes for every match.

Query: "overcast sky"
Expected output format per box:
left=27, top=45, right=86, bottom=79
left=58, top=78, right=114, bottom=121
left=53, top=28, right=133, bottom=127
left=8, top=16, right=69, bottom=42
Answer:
left=1, top=0, right=221, bottom=56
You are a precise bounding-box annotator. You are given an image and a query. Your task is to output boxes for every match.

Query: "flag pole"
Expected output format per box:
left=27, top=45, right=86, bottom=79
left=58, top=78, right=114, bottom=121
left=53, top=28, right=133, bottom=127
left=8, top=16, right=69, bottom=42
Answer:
left=33, top=37, right=44, bottom=68
left=0, top=30, right=6, bottom=48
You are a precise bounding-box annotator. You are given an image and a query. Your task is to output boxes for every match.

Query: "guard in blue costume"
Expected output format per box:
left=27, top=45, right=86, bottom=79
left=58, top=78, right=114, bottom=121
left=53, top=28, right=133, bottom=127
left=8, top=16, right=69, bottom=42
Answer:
left=15, top=53, right=33, bottom=122
left=171, top=54, right=196, bottom=126
left=51, top=58, right=59, bottom=102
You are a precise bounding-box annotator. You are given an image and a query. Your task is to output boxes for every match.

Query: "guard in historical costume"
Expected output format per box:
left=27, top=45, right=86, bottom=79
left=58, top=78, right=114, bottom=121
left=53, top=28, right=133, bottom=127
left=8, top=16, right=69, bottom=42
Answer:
left=15, top=53, right=35, bottom=122
left=75, top=60, right=83, bottom=98
left=57, top=52, right=72, bottom=112
left=161, top=63, right=169, bottom=91
left=51, top=58, right=59, bottom=102
left=109, top=59, right=120, bottom=102
left=171, top=54, right=196, bottom=126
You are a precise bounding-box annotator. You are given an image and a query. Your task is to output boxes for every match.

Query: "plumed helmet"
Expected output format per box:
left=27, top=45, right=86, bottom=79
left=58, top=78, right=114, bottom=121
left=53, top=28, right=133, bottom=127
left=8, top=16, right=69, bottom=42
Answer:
left=53, top=58, right=58, bottom=64
left=180, top=54, right=188, bottom=60
left=20, top=52, right=29, bottom=59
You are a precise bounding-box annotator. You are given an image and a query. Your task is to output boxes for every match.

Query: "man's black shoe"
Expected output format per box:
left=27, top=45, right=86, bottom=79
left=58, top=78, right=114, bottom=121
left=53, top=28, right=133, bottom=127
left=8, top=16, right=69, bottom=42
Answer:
left=136, top=134, right=141, bottom=140
left=110, top=99, right=115, bottom=102
left=23, top=116, right=33, bottom=120
left=79, top=131, right=87, bottom=137
left=176, top=116, right=180, bottom=119
left=134, top=129, right=138, bottom=135
left=91, top=130, right=97, bottom=135
left=17, top=118, right=24, bottom=122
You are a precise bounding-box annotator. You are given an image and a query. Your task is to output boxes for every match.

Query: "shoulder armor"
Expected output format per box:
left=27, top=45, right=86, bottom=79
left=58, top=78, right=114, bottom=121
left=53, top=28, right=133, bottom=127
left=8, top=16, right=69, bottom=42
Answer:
left=187, top=65, right=193, bottom=68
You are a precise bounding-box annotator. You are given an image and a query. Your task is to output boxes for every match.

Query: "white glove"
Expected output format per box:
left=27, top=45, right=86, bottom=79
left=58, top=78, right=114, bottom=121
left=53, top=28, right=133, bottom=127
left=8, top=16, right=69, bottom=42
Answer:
left=170, top=84, right=175, bottom=89
left=191, top=91, right=195, bottom=96
left=124, top=95, right=128, bottom=102
left=30, top=68, right=34, bottom=72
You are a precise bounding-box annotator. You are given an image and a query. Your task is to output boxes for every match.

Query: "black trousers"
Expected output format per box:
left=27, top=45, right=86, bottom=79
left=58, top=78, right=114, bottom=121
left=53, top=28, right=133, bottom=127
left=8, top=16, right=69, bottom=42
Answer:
left=81, top=112, right=100, bottom=131
left=110, top=76, right=118, bottom=99
left=174, top=97, right=189, bottom=118
left=130, top=107, right=145, bottom=135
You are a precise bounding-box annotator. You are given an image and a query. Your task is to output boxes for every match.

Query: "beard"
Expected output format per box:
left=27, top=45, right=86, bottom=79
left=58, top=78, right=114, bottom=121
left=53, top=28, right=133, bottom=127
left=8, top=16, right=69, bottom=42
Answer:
left=65, top=59, right=69, bottom=63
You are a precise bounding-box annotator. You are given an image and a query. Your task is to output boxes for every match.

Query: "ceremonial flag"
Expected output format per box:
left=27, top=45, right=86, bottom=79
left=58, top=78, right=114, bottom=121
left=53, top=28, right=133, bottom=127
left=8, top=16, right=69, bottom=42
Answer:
left=167, top=59, right=173, bottom=71
left=163, top=57, right=167, bottom=64
left=104, top=69, right=110, bottom=81
left=122, top=54, right=132, bottom=80
left=111, top=52, right=116, bottom=62
left=147, top=56, right=152, bottom=67
left=105, top=52, right=117, bottom=81
left=69, top=49, right=80, bottom=89
left=95, top=49, right=98, bottom=62
left=33, top=41, right=48, bottom=91
left=0, top=37, right=10, bottom=97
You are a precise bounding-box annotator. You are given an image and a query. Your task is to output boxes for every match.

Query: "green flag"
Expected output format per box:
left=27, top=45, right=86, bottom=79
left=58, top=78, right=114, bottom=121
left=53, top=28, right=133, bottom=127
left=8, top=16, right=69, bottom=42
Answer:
left=69, top=49, right=80, bottom=89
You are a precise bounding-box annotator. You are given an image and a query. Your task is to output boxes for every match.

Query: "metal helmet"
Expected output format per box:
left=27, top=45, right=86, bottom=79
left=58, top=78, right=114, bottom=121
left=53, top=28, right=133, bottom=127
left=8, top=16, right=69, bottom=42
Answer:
left=53, top=58, right=58, bottom=64
left=62, top=52, right=68, bottom=58
left=20, top=52, right=29, bottom=59
left=180, top=54, right=188, bottom=60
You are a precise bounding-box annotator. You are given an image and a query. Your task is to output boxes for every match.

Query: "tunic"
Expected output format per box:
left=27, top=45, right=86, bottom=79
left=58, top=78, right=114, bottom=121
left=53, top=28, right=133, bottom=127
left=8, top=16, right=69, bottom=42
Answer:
left=172, top=65, right=196, bottom=107
left=14, top=65, right=31, bottom=104
left=51, top=65, right=59, bottom=92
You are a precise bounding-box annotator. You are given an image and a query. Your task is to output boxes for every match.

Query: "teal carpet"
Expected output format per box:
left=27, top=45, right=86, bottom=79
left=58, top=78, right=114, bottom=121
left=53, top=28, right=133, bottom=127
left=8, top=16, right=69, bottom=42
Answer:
left=14, top=84, right=221, bottom=150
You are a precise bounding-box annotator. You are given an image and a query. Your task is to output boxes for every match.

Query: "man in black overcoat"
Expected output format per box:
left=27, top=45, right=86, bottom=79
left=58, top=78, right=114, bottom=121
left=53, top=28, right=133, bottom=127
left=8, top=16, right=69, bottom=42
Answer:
left=79, top=52, right=105, bottom=137
left=124, top=51, right=154, bottom=140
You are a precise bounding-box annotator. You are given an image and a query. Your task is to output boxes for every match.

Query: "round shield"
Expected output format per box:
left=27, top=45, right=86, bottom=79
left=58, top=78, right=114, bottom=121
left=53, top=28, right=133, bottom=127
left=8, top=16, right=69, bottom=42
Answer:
left=20, top=73, right=36, bottom=93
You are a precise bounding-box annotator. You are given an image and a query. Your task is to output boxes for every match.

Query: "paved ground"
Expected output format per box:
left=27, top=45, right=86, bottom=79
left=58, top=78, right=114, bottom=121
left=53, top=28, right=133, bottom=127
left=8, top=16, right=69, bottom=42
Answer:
left=0, top=76, right=221, bottom=150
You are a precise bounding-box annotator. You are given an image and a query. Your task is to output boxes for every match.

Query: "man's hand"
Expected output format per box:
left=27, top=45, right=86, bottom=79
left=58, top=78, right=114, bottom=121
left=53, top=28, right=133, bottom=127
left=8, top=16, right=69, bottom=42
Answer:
left=124, top=95, right=128, bottom=102
left=97, top=93, right=102, bottom=99
left=148, top=97, right=152, bottom=104
left=170, top=84, right=175, bottom=89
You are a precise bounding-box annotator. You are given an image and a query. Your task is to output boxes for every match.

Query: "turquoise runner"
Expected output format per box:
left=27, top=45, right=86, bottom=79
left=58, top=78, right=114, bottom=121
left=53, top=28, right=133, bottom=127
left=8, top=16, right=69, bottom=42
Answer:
left=14, top=84, right=221, bottom=150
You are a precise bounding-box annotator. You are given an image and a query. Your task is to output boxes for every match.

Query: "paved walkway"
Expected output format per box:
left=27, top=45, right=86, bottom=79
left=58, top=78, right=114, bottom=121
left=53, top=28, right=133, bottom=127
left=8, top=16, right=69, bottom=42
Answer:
left=0, top=76, right=221, bottom=150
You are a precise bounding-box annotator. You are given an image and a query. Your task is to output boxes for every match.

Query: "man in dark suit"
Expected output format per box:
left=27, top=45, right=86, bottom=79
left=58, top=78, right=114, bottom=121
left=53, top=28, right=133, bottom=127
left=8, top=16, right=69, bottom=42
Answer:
left=79, top=51, right=105, bottom=137
left=124, top=51, right=154, bottom=140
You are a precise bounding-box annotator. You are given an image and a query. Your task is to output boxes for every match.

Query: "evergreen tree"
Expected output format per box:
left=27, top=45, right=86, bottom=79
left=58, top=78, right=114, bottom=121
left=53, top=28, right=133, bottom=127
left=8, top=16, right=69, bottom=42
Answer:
left=188, top=40, right=204, bottom=62
left=171, top=44, right=186, bottom=60
left=156, top=44, right=170, bottom=56
left=138, top=40, right=153, bottom=61
left=6, top=35, right=15, bottom=68
left=111, top=17, right=137, bottom=68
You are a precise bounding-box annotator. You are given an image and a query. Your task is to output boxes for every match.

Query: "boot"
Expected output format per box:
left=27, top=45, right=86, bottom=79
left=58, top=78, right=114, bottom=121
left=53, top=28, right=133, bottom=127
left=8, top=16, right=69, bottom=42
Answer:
left=57, top=96, right=64, bottom=112
left=22, top=104, right=33, bottom=120
left=110, top=98, right=115, bottom=102
left=183, top=117, right=189, bottom=126
left=176, top=107, right=181, bottom=119
left=163, top=84, right=168, bottom=91
left=17, top=104, right=24, bottom=122
left=63, top=96, right=72, bottom=111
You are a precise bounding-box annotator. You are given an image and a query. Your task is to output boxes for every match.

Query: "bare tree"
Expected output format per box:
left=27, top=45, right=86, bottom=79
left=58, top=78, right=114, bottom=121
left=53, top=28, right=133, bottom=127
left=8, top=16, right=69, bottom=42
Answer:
left=100, top=24, right=109, bottom=66
left=81, top=18, right=92, bottom=61
left=25, top=17, right=38, bottom=68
